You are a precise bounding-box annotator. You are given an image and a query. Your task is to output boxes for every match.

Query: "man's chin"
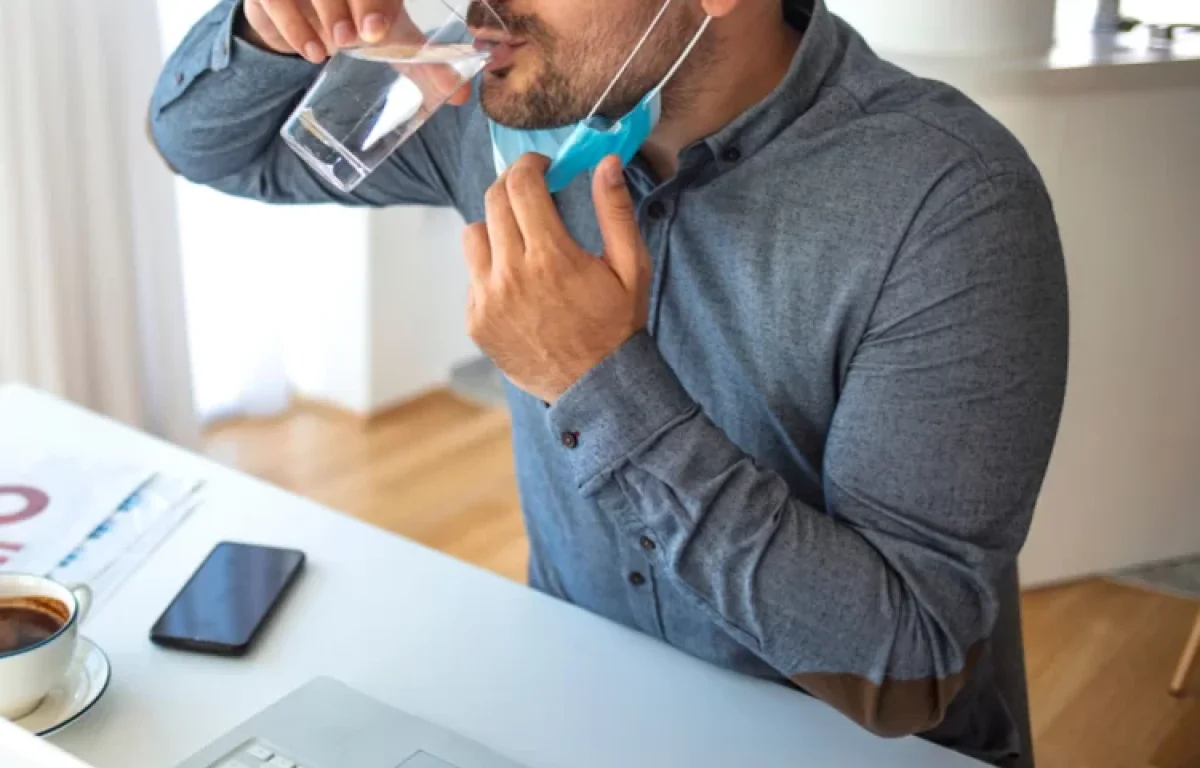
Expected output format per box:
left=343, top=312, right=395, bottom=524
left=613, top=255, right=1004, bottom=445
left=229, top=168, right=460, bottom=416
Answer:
left=480, top=91, right=573, bottom=130
left=477, top=70, right=587, bottom=130
left=478, top=79, right=519, bottom=125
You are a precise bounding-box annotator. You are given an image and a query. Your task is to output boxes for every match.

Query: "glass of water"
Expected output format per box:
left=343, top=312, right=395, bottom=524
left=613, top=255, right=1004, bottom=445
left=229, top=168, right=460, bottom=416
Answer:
left=281, top=0, right=497, bottom=192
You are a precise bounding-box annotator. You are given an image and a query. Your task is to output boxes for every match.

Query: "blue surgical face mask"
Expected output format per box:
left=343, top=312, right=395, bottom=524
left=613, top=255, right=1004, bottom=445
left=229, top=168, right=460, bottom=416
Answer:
left=488, top=0, right=712, bottom=193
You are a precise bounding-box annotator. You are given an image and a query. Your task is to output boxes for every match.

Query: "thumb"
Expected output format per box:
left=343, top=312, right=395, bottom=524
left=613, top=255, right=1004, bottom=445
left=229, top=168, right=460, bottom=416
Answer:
left=592, top=155, right=648, bottom=292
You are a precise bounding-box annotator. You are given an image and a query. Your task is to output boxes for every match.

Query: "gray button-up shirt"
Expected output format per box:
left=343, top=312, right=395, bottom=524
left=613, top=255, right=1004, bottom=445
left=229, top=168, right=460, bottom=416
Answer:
left=151, top=2, right=1068, bottom=765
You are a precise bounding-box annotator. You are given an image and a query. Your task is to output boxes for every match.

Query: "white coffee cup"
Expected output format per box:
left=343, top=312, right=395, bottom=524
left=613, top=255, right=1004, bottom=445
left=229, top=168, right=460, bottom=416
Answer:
left=0, top=573, right=92, bottom=719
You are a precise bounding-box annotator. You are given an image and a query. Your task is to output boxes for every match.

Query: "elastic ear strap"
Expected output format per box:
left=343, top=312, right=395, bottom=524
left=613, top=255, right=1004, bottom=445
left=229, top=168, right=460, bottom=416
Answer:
left=649, top=15, right=713, bottom=100
left=586, top=0, right=678, bottom=120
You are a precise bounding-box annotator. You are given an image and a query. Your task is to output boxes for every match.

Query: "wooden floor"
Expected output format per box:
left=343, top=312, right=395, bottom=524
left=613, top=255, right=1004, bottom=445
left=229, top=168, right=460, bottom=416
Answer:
left=204, top=390, right=1200, bottom=768
left=205, top=391, right=529, bottom=583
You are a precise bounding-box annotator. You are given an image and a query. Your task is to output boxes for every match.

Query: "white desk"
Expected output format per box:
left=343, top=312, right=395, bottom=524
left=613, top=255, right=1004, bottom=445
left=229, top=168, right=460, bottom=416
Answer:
left=0, top=384, right=981, bottom=767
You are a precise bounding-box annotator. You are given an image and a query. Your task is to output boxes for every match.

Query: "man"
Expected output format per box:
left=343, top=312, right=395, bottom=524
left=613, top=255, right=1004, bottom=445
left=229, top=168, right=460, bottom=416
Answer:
left=150, top=0, right=1068, bottom=765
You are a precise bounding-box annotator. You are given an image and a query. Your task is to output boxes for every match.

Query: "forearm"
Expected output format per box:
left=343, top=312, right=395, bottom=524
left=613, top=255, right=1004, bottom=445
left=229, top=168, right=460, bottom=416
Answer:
left=150, top=1, right=313, bottom=187
left=148, top=0, right=459, bottom=207
left=547, top=333, right=1002, bottom=737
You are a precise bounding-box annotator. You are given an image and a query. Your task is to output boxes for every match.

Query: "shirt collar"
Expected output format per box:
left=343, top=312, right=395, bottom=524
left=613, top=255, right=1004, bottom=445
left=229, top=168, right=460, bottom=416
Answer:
left=701, top=0, right=842, bottom=165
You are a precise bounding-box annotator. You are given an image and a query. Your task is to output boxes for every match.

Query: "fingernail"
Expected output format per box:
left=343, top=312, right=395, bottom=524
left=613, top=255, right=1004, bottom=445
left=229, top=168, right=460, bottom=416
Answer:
left=361, top=13, right=388, bottom=43
left=333, top=20, right=356, bottom=48
left=304, top=41, right=326, bottom=62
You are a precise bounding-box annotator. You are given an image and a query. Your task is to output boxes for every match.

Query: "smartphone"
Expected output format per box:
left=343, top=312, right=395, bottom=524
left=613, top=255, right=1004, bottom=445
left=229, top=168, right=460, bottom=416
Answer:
left=149, top=541, right=305, bottom=656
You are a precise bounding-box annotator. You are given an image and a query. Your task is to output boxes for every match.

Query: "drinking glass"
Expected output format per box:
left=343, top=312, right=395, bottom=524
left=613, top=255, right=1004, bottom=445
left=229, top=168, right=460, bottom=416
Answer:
left=281, top=0, right=496, bottom=192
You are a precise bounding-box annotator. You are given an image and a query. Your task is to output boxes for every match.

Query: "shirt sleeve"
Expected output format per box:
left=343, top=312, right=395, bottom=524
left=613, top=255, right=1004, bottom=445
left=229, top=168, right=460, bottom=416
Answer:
left=148, top=0, right=467, bottom=208
left=545, top=170, right=1069, bottom=737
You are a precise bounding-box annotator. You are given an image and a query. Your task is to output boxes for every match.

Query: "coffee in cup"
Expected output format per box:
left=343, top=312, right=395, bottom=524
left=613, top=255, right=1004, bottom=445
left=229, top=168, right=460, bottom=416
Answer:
left=0, top=596, right=70, bottom=654
left=0, top=574, right=92, bottom=719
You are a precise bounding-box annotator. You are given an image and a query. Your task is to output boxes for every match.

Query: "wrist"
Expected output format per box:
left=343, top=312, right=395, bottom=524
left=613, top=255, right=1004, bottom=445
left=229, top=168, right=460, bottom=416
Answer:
left=544, top=334, right=644, bottom=404
left=546, top=331, right=697, bottom=489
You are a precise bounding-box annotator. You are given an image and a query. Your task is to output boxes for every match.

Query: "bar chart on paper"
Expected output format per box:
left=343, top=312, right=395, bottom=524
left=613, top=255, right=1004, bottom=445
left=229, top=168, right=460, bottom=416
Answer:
left=0, top=452, right=204, bottom=608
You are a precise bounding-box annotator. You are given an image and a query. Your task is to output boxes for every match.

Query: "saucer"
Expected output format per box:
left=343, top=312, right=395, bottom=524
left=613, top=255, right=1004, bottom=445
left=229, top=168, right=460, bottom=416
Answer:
left=14, top=636, right=111, bottom=737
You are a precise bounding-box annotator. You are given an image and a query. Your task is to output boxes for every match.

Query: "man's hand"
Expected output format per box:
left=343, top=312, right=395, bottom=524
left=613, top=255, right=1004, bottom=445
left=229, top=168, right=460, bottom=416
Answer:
left=464, top=154, right=652, bottom=404
left=239, top=0, right=472, bottom=104
left=241, top=0, right=413, bottom=63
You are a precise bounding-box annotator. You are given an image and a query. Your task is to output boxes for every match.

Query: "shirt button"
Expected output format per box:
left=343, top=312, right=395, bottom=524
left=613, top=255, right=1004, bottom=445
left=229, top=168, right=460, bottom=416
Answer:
left=639, top=536, right=656, bottom=551
left=647, top=201, right=668, bottom=220
left=175, top=72, right=185, bottom=85
left=560, top=431, right=579, bottom=449
left=628, top=571, right=646, bottom=586
left=721, top=146, right=742, bottom=163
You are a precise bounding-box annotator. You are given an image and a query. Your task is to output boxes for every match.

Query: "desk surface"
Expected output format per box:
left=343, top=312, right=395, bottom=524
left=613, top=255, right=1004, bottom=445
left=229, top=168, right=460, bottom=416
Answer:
left=0, top=384, right=980, bottom=768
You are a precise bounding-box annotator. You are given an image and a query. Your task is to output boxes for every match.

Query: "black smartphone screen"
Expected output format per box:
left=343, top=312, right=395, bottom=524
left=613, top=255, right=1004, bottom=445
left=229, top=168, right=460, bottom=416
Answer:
left=150, top=541, right=305, bottom=655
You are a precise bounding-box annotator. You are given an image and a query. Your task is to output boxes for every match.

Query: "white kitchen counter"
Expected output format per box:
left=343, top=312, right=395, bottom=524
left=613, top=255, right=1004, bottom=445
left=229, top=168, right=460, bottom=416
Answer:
left=890, top=26, right=1200, bottom=94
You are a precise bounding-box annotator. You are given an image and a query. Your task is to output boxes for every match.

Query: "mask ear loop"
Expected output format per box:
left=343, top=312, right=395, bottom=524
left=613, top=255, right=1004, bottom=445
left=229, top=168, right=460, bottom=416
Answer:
left=647, top=15, right=712, bottom=100
left=586, top=0, right=710, bottom=122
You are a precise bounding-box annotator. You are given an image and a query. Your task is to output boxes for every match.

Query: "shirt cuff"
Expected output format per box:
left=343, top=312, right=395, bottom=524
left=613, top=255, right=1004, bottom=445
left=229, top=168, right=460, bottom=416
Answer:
left=546, top=331, right=699, bottom=490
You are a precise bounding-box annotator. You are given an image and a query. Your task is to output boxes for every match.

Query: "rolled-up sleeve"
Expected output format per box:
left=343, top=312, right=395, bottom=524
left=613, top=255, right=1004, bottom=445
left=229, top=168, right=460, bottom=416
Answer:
left=149, top=0, right=465, bottom=207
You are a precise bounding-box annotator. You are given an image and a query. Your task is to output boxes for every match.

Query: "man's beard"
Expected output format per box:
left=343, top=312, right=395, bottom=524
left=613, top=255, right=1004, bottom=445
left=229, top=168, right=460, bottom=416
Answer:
left=467, top=0, right=688, bottom=129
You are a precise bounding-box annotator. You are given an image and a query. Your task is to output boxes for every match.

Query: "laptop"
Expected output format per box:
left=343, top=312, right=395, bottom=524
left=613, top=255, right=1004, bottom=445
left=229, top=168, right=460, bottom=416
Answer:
left=2, top=677, right=528, bottom=768
left=0, top=717, right=93, bottom=768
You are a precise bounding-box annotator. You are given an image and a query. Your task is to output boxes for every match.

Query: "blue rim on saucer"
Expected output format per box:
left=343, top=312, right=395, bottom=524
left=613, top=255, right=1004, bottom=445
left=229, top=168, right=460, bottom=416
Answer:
left=14, top=636, right=112, bottom=737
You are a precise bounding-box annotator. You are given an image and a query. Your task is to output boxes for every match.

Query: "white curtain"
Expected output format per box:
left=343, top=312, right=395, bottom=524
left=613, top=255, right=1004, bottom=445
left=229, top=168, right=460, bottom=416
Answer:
left=0, top=0, right=199, bottom=447
left=157, top=0, right=302, bottom=424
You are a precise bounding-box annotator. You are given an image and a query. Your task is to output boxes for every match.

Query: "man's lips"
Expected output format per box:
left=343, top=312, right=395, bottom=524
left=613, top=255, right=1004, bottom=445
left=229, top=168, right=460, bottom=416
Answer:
left=472, top=32, right=526, bottom=71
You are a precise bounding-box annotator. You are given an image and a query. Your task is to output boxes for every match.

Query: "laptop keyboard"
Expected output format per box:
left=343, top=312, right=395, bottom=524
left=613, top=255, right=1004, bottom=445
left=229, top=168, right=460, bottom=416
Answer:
left=212, top=740, right=306, bottom=768
left=210, top=739, right=462, bottom=768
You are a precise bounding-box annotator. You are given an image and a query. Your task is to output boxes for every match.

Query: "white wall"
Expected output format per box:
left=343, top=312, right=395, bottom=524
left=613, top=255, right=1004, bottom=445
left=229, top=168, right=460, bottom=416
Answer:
left=986, top=83, right=1200, bottom=585
left=158, top=0, right=382, bottom=420
left=884, top=54, right=1200, bottom=584
left=834, top=0, right=1200, bottom=583
left=829, top=0, right=1057, bottom=57
left=280, top=208, right=374, bottom=413
left=369, top=207, right=479, bottom=413
left=279, top=203, right=478, bottom=417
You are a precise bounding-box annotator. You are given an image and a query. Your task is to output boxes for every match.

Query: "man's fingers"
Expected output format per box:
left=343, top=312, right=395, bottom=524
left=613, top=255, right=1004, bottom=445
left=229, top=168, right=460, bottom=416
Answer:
left=592, top=154, right=648, bottom=292
left=397, top=64, right=472, bottom=111
left=485, top=173, right=525, bottom=269
left=299, top=0, right=342, bottom=50
left=426, top=63, right=472, bottom=104
left=463, top=223, right=492, bottom=284
left=464, top=223, right=491, bottom=341
left=447, top=82, right=473, bottom=107
left=260, top=0, right=327, bottom=61
left=394, top=65, right=442, bottom=112
left=310, top=0, right=355, bottom=48
left=349, top=0, right=403, bottom=43
left=506, top=154, right=572, bottom=253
